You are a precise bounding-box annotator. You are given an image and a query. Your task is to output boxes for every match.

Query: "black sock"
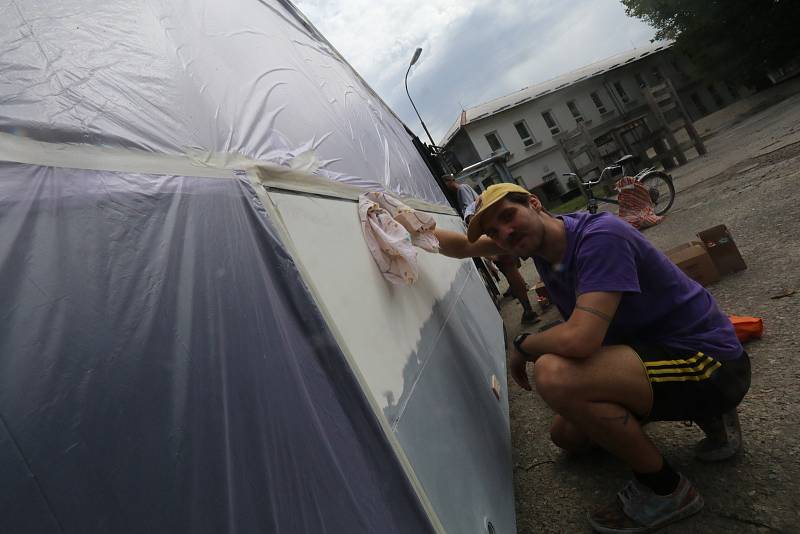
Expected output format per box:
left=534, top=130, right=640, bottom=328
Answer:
left=634, top=458, right=680, bottom=496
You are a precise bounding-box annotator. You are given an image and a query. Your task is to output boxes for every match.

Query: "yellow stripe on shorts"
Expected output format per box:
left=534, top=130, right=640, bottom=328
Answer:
left=643, top=352, right=722, bottom=383
left=644, top=352, right=705, bottom=368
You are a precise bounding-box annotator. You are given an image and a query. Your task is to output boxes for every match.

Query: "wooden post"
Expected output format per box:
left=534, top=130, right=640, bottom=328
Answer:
left=652, top=135, right=676, bottom=170
left=557, top=135, right=589, bottom=200
left=644, top=84, right=687, bottom=165
left=666, top=78, right=707, bottom=156
left=579, top=122, right=604, bottom=173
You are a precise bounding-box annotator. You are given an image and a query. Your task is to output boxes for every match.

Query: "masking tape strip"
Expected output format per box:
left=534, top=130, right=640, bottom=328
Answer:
left=0, top=133, right=243, bottom=178
left=0, top=133, right=456, bottom=217
left=254, top=165, right=456, bottom=216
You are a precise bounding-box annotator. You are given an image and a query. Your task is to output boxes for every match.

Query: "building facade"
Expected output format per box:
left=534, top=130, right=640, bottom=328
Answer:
left=442, top=42, right=746, bottom=206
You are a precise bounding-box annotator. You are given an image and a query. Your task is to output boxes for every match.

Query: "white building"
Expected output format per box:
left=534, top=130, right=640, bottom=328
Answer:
left=442, top=42, right=745, bottom=206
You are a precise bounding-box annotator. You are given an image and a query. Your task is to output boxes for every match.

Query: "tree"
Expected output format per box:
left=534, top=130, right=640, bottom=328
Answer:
left=621, top=0, right=800, bottom=87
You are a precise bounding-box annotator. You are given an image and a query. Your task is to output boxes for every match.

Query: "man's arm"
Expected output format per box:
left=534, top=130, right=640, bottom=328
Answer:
left=434, top=228, right=505, bottom=259
left=510, top=291, right=621, bottom=390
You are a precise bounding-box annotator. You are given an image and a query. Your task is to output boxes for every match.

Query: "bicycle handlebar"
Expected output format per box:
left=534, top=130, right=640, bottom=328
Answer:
left=566, top=163, right=624, bottom=187
left=564, top=172, right=600, bottom=187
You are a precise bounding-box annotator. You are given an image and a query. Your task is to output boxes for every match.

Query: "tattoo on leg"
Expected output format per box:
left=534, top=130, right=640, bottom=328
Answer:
left=574, top=305, right=613, bottom=322
left=600, top=411, right=631, bottom=426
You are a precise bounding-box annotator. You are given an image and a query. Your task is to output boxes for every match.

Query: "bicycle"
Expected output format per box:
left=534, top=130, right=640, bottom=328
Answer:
left=563, top=154, right=676, bottom=216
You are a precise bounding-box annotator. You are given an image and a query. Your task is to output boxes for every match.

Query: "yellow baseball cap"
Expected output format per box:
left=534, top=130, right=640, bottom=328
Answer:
left=466, top=183, right=531, bottom=242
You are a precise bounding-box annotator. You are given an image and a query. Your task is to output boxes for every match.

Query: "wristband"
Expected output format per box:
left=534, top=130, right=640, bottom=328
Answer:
left=512, top=332, right=534, bottom=360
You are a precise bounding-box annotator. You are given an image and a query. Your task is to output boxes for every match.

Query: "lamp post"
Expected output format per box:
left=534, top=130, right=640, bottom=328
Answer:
left=404, top=47, right=437, bottom=148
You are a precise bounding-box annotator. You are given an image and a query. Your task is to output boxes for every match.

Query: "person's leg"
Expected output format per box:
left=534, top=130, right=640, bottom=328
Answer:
left=504, top=263, right=530, bottom=304
left=533, top=345, right=659, bottom=472
left=495, top=255, right=538, bottom=324
left=692, top=351, right=751, bottom=461
left=549, top=415, right=595, bottom=454
left=533, top=345, right=703, bottom=531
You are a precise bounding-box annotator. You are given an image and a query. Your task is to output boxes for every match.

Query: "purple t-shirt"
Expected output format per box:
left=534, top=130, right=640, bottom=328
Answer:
left=534, top=212, right=743, bottom=361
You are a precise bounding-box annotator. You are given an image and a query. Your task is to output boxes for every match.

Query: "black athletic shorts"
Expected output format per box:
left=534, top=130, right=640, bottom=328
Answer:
left=629, top=343, right=751, bottom=422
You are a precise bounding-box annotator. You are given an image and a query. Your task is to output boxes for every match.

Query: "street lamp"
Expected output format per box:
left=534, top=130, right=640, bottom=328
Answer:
left=404, top=47, right=437, bottom=148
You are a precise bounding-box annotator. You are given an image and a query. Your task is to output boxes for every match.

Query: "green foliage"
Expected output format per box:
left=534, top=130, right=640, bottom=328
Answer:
left=621, top=0, right=800, bottom=86
left=551, top=195, right=588, bottom=214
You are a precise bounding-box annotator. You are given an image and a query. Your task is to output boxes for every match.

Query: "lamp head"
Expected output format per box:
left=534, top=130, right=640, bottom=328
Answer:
left=409, top=47, right=422, bottom=67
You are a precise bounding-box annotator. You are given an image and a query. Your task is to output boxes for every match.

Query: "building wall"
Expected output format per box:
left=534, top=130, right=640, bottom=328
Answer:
left=446, top=129, right=481, bottom=170
left=449, top=48, right=747, bottom=203
left=462, top=77, right=625, bottom=193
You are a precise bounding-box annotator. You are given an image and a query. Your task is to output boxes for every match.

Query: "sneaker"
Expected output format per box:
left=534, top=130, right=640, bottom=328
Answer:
left=521, top=310, right=540, bottom=325
left=694, top=409, right=742, bottom=462
left=588, top=474, right=703, bottom=533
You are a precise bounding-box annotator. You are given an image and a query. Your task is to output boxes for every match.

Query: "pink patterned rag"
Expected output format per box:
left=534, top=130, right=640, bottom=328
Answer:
left=358, top=192, right=439, bottom=286
left=615, top=176, right=663, bottom=229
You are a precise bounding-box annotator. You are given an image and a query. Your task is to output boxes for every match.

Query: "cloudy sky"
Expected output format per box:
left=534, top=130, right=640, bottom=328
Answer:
left=295, top=0, right=657, bottom=143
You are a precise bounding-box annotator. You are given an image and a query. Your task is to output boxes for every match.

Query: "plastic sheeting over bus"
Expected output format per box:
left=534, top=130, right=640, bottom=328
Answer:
left=0, top=161, right=436, bottom=534
left=0, top=1, right=517, bottom=532
left=0, top=0, right=446, bottom=204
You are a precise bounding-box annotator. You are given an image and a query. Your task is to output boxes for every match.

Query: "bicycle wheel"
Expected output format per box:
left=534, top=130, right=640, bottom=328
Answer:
left=639, top=171, right=675, bottom=216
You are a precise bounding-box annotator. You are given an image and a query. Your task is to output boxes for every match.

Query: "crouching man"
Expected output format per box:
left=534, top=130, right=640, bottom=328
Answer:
left=434, top=184, right=750, bottom=533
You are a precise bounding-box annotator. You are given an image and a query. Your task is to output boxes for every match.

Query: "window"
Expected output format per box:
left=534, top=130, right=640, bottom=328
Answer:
left=614, top=81, right=630, bottom=103
left=634, top=72, right=647, bottom=88
left=590, top=91, right=608, bottom=114
left=513, top=120, right=536, bottom=147
left=541, top=110, right=561, bottom=135
left=485, top=131, right=503, bottom=152
left=566, top=100, right=584, bottom=123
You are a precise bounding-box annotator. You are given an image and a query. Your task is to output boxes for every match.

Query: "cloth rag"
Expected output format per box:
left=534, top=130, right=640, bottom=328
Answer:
left=358, top=192, right=439, bottom=285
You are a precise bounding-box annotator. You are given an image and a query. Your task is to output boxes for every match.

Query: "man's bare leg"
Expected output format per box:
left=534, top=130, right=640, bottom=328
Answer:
left=550, top=415, right=595, bottom=454
left=534, top=346, right=706, bottom=529
left=495, top=255, right=538, bottom=323
left=533, top=345, right=661, bottom=472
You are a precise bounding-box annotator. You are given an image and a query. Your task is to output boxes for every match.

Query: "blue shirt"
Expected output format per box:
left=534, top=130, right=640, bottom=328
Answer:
left=534, top=212, right=743, bottom=360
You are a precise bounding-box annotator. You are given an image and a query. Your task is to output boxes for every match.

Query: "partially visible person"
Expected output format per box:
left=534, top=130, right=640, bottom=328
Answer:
left=444, top=174, right=479, bottom=216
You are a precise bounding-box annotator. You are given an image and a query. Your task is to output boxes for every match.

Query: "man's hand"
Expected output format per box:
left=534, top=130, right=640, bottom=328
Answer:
left=509, top=348, right=532, bottom=390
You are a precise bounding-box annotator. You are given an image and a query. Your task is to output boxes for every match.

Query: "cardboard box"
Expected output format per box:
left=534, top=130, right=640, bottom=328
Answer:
left=697, top=225, right=746, bottom=276
left=665, top=241, right=721, bottom=286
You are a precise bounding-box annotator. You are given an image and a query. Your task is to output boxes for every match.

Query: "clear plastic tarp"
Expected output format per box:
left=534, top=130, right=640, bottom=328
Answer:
left=0, top=2, right=516, bottom=532
left=0, top=161, right=435, bottom=533
left=0, top=0, right=447, bottom=204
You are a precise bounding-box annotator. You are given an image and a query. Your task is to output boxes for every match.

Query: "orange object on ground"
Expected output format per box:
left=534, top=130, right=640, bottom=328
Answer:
left=728, top=315, right=764, bottom=343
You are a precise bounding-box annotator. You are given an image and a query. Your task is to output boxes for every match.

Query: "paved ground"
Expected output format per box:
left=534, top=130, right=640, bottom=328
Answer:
left=498, top=78, right=800, bottom=533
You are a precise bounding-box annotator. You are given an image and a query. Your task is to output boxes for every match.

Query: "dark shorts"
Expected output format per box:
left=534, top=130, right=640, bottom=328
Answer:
left=629, top=343, right=751, bottom=422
